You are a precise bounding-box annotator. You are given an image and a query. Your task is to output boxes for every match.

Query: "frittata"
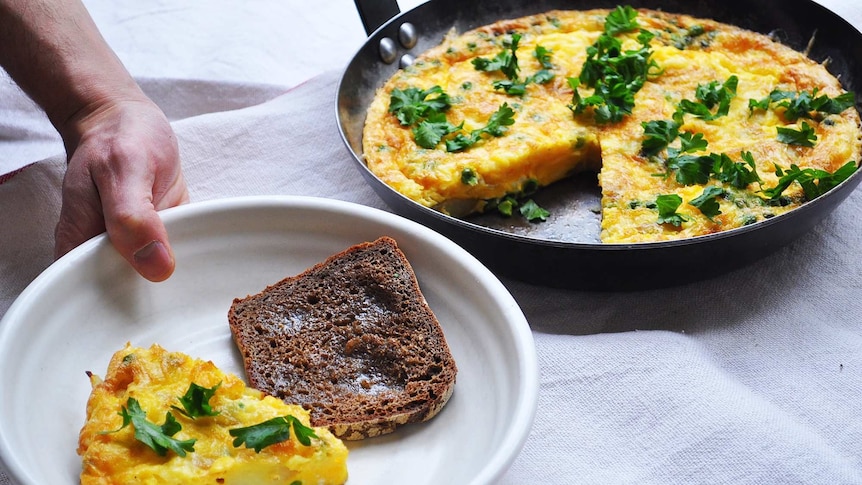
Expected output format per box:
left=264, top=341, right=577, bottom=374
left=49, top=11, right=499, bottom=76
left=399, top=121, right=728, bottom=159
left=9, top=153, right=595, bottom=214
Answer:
left=78, top=344, right=348, bottom=485
left=362, top=7, right=862, bottom=243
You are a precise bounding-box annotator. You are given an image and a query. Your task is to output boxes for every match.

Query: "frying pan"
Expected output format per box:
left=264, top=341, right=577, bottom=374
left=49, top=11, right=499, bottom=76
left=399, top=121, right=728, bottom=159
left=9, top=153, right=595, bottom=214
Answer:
left=337, top=0, right=862, bottom=290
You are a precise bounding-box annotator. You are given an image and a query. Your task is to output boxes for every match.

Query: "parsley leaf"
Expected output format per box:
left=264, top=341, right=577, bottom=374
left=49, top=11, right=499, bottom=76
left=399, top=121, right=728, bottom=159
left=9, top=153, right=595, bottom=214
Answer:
left=677, top=76, right=737, bottom=120
left=667, top=154, right=714, bottom=185
left=461, top=167, right=479, bottom=185
left=749, top=88, right=855, bottom=121
left=655, top=194, right=688, bottom=226
left=445, top=103, right=515, bottom=152
left=172, top=382, right=221, bottom=419
left=570, top=8, right=659, bottom=124
left=413, top=112, right=461, bottom=149
left=230, top=415, right=318, bottom=452
left=492, top=79, right=528, bottom=96
left=641, top=119, right=680, bottom=156
left=534, top=45, right=554, bottom=69
left=519, top=199, right=550, bottom=221
left=762, top=160, right=858, bottom=201
left=388, top=86, right=451, bottom=126
left=105, top=398, right=196, bottom=457
left=473, top=33, right=521, bottom=81
left=777, top=121, right=817, bottom=147
left=604, top=5, right=639, bottom=36
left=526, top=69, right=555, bottom=85
left=713, top=151, right=761, bottom=189
left=689, top=185, right=726, bottom=219
left=679, top=131, right=708, bottom=153
left=475, top=37, right=555, bottom=95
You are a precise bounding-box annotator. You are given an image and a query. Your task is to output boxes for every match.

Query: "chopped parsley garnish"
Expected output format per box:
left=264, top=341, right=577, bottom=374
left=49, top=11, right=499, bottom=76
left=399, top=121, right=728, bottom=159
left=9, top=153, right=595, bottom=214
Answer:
left=230, top=415, right=319, bottom=452
left=776, top=121, right=817, bottom=147
left=461, top=167, right=479, bottom=185
left=413, top=112, right=461, bottom=149
left=604, top=4, right=639, bottom=35
left=473, top=35, right=555, bottom=95
left=519, top=199, right=551, bottom=221
left=103, top=398, right=196, bottom=457
left=483, top=179, right=547, bottom=220
left=672, top=24, right=708, bottom=50
left=677, top=76, right=738, bottom=120
left=667, top=154, right=714, bottom=185
left=473, top=33, right=521, bottom=80
left=388, top=86, right=451, bottom=126
left=655, top=194, right=688, bottom=226
left=172, top=382, right=221, bottom=419
left=678, top=131, right=709, bottom=154
left=689, top=186, right=726, bottom=219
left=641, top=119, right=680, bottom=156
left=388, top=85, right=515, bottom=151
left=762, top=160, right=858, bottom=201
left=749, top=88, right=855, bottom=121
left=534, top=45, right=554, bottom=69
left=445, top=103, right=515, bottom=152
left=714, top=151, right=762, bottom=189
left=568, top=6, right=660, bottom=124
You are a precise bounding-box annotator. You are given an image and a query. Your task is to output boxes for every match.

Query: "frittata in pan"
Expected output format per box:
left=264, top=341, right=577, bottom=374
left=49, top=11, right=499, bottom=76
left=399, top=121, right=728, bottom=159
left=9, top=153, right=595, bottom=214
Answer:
left=362, top=7, right=861, bottom=243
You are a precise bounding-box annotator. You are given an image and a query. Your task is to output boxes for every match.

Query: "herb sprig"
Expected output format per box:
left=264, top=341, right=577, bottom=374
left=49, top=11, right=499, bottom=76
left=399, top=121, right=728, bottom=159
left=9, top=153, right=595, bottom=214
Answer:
left=389, top=86, right=451, bottom=126
left=655, top=194, right=688, bottom=226
left=389, top=85, right=515, bottom=151
left=762, top=160, right=858, bottom=201
left=445, top=103, right=515, bottom=152
left=677, top=76, right=738, bottom=120
left=749, top=88, right=855, bottom=121
left=100, top=382, right=320, bottom=457
left=568, top=6, right=661, bottom=123
left=172, top=382, right=221, bottom=419
left=103, top=398, right=197, bottom=457
left=230, top=415, right=319, bottom=452
left=473, top=34, right=556, bottom=95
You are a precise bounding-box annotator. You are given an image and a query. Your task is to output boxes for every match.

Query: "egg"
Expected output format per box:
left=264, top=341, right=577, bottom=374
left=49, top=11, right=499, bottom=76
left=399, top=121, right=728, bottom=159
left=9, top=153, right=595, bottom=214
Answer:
left=77, top=344, right=348, bottom=484
left=362, top=8, right=862, bottom=243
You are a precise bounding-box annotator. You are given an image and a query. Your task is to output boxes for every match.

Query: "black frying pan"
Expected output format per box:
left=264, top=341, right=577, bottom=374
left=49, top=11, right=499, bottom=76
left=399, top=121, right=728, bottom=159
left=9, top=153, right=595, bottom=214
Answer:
left=337, top=0, right=862, bottom=290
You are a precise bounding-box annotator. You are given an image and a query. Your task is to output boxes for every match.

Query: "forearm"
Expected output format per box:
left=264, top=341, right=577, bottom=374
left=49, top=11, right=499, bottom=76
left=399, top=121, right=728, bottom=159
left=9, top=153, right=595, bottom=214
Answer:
left=0, top=0, right=144, bottom=147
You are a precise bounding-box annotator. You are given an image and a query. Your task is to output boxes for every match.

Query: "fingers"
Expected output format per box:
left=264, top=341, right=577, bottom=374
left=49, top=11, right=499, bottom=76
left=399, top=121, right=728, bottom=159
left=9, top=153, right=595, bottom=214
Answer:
left=54, top=165, right=106, bottom=259
left=105, top=199, right=176, bottom=283
left=54, top=98, right=188, bottom=282
left=55, top=147, right=179, bottom=282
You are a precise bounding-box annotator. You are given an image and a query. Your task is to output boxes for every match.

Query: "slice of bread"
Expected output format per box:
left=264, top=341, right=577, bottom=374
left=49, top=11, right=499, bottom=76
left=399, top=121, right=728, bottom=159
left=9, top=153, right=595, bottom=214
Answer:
left=228, top=236, right=457, bottom=440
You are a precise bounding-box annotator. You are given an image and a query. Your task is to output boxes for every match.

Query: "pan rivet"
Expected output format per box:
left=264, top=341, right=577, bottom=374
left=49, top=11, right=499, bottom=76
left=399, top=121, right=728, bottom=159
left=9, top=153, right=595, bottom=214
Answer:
left=379, top=37, right=398, bottom=64
left=400, top=54, right=415, bottom=68
left=399, top=22, right=418, bottom=49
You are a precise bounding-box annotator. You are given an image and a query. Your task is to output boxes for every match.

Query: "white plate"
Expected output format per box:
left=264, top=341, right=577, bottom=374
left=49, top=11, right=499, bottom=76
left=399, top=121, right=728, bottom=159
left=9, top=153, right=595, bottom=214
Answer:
left=0, top=196, right=538, bottom=485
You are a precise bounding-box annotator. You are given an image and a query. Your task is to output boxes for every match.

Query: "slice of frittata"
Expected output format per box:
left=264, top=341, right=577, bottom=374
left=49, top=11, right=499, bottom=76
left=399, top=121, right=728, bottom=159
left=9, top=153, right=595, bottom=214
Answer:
left=78, top=343, right=348, bottom=485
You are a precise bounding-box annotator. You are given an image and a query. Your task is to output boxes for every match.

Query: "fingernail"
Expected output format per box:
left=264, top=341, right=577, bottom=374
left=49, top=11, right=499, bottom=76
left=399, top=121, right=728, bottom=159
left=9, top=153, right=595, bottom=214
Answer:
left=133, top=240, right=173, bottom=281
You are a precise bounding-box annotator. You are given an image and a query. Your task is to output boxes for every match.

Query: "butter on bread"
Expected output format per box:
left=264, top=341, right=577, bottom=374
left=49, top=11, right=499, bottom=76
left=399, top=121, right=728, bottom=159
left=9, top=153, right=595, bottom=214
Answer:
left=228, top=236, right=458, bottom=440
left=77, top=343, right=348, bottom=484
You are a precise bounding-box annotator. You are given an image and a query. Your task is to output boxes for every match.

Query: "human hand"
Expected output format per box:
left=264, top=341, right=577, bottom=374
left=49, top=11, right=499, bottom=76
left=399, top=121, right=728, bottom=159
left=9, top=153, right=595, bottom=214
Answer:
left=55, top=96, right=189, bottom=282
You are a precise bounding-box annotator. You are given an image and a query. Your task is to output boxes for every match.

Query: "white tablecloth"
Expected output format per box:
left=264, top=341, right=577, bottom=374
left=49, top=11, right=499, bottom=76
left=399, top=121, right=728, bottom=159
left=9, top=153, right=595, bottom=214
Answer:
left=1, top=1, right=861, bottom=484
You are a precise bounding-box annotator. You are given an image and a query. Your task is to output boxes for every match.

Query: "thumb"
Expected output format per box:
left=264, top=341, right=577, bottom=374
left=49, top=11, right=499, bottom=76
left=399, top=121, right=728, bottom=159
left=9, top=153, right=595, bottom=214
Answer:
left=105, top=204, right=176, bottom=282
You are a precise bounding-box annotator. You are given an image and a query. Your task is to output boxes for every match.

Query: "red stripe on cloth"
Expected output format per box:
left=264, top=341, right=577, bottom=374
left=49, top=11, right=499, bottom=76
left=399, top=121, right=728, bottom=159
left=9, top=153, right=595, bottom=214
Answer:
left=0, top=163, right=36, bottom=185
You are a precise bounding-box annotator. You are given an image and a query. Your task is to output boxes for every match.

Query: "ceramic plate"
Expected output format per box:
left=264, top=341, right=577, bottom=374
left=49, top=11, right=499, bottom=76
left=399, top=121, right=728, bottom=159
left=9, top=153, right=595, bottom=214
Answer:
left=0, top=196, right=538, bottom=485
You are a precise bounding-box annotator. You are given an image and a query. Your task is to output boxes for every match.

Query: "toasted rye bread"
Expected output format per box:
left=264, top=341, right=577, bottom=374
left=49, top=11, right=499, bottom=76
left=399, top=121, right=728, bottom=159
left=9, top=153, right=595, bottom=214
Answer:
left=228, top=236, right=457, bottom=440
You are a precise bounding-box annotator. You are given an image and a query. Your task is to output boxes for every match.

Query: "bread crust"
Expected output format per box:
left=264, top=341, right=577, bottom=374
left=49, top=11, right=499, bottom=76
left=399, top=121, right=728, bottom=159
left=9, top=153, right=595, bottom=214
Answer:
left=228, top=237, right=457, bottom=440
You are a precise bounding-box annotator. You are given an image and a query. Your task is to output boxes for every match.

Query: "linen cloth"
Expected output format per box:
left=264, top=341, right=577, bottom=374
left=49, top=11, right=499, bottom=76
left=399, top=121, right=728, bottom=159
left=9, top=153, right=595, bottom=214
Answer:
left=2, top=2, right=862, bottom=484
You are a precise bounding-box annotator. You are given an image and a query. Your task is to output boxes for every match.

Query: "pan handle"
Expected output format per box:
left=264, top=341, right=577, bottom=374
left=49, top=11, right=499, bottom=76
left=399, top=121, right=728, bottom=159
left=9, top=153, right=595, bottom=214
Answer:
left=353, top=0, right=401, bottom=35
